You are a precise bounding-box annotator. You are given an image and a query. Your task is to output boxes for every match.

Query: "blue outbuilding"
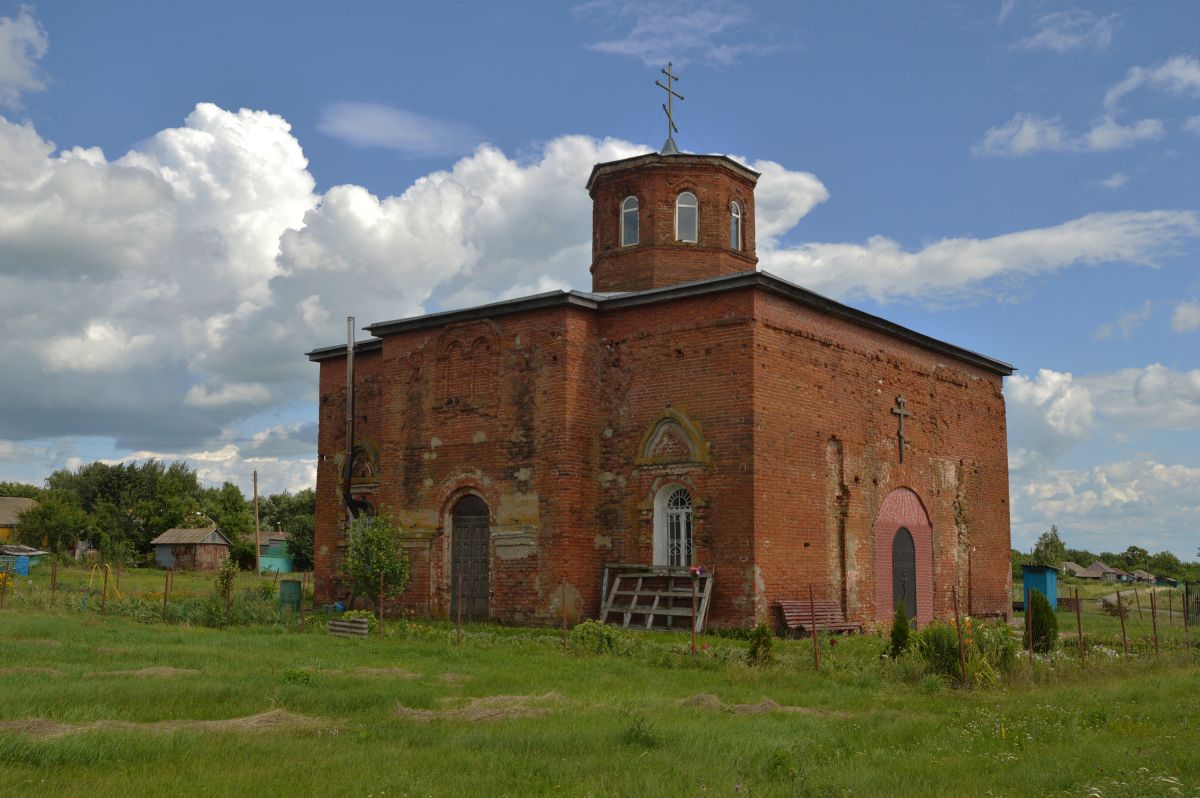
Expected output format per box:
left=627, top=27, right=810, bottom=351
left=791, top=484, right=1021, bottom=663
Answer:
left=1022, top=564, right=1059, bottom=612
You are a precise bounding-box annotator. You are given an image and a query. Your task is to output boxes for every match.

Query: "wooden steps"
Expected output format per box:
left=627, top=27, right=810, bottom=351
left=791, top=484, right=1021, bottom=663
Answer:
left=600, top=563, right=713, bottom=633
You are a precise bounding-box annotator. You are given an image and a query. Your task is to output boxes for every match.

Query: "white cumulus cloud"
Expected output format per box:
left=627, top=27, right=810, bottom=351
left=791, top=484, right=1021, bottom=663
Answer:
left=1171, top=301, right=1200, bottom=333
left=0, top=7, right=47, bottom=107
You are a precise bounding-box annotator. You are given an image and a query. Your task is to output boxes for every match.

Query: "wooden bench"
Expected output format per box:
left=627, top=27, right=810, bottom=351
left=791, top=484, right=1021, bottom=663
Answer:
left=327, top=617, right=370, bottom=638
left=775, top=599, right=860, bottom=637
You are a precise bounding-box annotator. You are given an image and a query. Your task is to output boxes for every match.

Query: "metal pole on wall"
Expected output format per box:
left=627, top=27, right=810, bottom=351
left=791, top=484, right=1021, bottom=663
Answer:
left=561, top=576, right=568, bottom=654
left=1117, top=589, right=1129, bottom=655
left=809, top=584, right=820, bottom=672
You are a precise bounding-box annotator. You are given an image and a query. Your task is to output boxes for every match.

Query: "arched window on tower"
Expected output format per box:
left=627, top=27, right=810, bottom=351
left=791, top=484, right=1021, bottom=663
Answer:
left=654, top=485, right=694, bottom=567
left=730, top=200, right=742, bottom=250
left=621, top=196, right=639, bottom=246
left=675, top=191, right=698, bottom=243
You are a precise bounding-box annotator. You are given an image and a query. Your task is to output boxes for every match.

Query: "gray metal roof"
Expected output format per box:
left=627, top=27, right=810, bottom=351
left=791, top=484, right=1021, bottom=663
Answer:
left=150, top=527, right=231, bottom=546
left=0, top=497, right=37, bottom=526
left=310, top=270, right=1015, bottom=376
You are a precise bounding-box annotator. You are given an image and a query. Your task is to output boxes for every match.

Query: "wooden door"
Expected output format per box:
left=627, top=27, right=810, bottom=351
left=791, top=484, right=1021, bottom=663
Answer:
left=451, top=495, right=490, bottom=620
left=892, top=527, right=917, bottom=620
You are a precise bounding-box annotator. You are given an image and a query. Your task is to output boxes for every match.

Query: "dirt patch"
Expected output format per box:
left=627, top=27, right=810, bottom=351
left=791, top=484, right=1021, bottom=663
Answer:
left=439, top=673, right=471, bottom=683
left=91, top=667, right=200, bottom=678
left=95, top=647, right=127, bottom=655
left=0, top=667, right=61, bottom=676
left=0, top=710, right=329, bottom=739
left=353, top=667, right=421, bottom=679
left=679, top=693, right=840, bottom=717
left=396, top=692, right=564, bottom=722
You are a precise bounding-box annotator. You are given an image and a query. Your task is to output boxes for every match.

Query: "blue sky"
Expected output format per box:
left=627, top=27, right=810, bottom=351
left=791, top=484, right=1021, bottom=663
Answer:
left=0, top=1, right=1198, bottom=559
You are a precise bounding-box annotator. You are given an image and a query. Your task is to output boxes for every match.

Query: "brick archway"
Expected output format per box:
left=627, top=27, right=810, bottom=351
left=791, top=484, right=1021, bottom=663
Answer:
left=873, top=488, right=933, bottom=625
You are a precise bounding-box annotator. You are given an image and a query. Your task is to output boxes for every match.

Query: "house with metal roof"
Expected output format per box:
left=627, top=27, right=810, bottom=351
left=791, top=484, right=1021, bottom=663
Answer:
left=149, top=526, right=231, bottom=570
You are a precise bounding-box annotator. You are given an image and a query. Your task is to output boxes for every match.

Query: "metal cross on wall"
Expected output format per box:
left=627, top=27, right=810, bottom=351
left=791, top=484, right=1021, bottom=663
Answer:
left=656, top=62, right=684, bottom=154
left=891, top=395, right=912, bottom=464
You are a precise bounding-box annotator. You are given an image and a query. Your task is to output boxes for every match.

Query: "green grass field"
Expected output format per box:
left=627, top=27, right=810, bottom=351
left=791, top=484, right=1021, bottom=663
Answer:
left=1, top=569, right=1198, bottom=797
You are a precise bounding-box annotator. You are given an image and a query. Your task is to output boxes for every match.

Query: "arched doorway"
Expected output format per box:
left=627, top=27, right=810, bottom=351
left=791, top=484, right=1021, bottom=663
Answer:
left=451, top=495, right=490, bottom=620
left=653, top=485, right=693, bottom=566
left=873, top=488, right=933, bottom=624
left=892, top=527, right=917, bottom=619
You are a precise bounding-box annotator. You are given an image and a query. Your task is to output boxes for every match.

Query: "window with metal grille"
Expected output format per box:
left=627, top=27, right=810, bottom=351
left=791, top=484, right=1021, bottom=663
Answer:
left=662, top=484, right=700, bottom=566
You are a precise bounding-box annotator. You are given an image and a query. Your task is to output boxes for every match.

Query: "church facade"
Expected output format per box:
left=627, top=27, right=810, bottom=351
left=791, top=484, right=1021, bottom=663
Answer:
left=308, top=149, right=1014, bottom=629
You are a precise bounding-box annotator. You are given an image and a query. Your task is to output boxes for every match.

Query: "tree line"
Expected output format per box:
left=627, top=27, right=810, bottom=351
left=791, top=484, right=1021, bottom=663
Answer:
left=1012, top=524, right=1200, bottom=582
left=0, top=461, right=314, bottom=571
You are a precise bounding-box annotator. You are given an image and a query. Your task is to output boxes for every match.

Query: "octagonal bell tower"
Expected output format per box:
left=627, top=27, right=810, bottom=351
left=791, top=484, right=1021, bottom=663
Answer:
left=586, top=152, right=760, bottom=293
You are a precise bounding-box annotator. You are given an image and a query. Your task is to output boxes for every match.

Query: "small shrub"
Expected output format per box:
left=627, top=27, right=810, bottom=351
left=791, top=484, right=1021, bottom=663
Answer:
left=618, top=707, right=660, bottom=749
left=282, top=667, right=313, bottom=685
left=1099, top=596, right=1130, bottom=617
left=974, top=620, right=1019, bottom=674
left=570, top=619, right=632, bottom=655
left=249, top=583, right=275, bottom=601
left=913, top=621, right=960, bottom=679
left=745, top=622, right=774, bottom=666
left=889, top=601, right=910, bottom=658
left=1025, top=588, right=1057, bottom=653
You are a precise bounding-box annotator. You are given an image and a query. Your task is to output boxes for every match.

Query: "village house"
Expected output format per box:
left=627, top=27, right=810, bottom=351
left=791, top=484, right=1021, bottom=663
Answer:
left=307, top=126, right=1014, bottom=630
left=0, top=496, right=36, bottom=543
left=150, top=527, right=231, bottom=571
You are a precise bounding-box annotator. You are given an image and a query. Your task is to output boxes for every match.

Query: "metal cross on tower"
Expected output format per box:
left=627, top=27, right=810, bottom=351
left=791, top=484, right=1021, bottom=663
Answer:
left=656, top=62, right=684, bottom=154
left=891, top=395, right=912, bottom=464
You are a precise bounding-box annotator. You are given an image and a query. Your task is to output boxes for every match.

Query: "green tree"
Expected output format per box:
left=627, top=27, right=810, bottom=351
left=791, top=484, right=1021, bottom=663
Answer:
left=1147, top=550, right=1183, bottom=579
left=1032, top=525, right=1067, bottom=567
left=1025, top=588, right=1057, bottom=653
left=1117, top=545, right=1149, bottom=572
left=343, top=511, right=409, bottom=611
left=0, top=481, right=42, bottom=499
left=1011, top=548, right=1030, bottom=581
left=17, top=493, right=91, bottom=553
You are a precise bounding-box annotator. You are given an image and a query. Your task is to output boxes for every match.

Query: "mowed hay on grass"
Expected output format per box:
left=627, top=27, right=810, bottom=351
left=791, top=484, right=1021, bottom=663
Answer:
left=0, top=710, right=331, bottom=740
left=395, top=692, right=566, bottom=722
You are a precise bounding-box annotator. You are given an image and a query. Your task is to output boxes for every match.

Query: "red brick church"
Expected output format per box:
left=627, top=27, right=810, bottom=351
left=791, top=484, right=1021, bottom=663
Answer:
left=307, top=139, right=1014, bottom=630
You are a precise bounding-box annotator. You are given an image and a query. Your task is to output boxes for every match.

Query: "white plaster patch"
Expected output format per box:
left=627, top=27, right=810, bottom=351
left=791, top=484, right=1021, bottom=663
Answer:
left=472, top=430, right=487, bottom=443
left=430, top=437, right=442, bottom=448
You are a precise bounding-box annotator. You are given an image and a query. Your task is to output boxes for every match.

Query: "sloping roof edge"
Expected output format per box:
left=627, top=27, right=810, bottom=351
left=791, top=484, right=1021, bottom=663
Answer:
left=310, top=270, right=1015, bottom=377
